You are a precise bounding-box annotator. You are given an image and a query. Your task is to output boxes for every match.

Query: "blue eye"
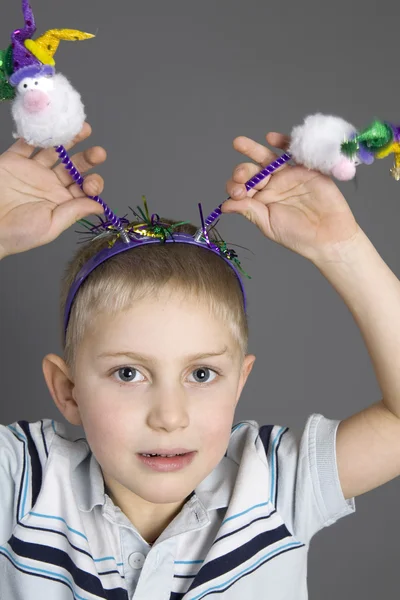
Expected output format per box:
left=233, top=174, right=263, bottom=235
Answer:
left=115, top=367, right=143, bottom=383
left=112, top=366, right=219, bottom=385
left=189, top=367, right=217, bottom=384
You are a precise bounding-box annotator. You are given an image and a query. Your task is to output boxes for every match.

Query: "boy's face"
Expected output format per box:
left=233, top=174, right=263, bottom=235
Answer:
left=44, top=291, right=255, bottom=526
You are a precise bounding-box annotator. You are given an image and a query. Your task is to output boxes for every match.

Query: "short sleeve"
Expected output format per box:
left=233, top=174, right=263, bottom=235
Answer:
left=0, top=420, right=56, bottom=544
left=260, top=413, right=355, bottom=544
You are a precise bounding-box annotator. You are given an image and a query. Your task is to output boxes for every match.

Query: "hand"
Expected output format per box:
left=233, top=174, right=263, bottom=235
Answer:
left=224, top=132, right=362, bottom=264
left=0, top=122, right=106, bottom=259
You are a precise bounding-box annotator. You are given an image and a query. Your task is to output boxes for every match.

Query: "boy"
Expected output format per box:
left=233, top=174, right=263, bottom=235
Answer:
left=1, top=122, right=400, bottom=600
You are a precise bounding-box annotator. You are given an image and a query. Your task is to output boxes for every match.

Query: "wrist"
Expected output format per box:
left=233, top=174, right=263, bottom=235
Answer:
left=310, top=225, right=370, bottom=271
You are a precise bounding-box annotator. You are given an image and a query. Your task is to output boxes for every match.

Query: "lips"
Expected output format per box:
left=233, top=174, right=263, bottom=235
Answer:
left=137, top=451, right=197, bottom=472
left=137, top=448, right=193, bottom=457
left=141, top=453, right=185, bottom=457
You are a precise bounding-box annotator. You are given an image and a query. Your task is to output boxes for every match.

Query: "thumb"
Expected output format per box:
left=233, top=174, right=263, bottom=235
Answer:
left=50, top=197, right=105, bottom=240
left=221, top=197, right=269, bottom=228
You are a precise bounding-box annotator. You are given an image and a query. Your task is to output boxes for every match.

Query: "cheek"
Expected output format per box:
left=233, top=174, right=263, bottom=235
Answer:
left=194, top=399, right=236, bottom=453
left=80, top=407, right=139, bottom=473
left=76, top=390, right=137, bottom=456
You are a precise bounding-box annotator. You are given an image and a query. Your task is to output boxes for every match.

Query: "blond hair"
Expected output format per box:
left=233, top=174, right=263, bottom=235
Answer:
left=60, top=218, right=249, bottom=376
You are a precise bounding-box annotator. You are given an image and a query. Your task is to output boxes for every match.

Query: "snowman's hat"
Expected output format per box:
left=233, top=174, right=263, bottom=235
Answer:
left=8, top=0, right=41, bottom=85
left=25, top=29, right=95, bottom=67
left=4, top=0, right=94, bottom=89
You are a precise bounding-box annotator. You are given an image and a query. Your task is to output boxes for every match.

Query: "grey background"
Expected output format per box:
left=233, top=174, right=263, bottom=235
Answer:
left=0, top=0, right=398, bottom=597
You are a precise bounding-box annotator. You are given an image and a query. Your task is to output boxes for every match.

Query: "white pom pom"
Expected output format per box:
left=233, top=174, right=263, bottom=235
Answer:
left=11, top=73, right=86, bottom=147
left=288, top=113, right=357, bottom=175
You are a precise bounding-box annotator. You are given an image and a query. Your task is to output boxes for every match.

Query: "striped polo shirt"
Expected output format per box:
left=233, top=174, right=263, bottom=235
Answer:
left=0, top=414, right=355, bottom=599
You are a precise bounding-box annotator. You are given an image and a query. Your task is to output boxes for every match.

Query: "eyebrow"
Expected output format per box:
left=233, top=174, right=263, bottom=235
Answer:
left=96, top=346, right=231, bottom=363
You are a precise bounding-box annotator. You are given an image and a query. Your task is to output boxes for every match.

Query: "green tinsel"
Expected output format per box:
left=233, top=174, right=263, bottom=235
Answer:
left=341, top=119, right=393, bottom=158
left=0, top=46, right=15, bottom=102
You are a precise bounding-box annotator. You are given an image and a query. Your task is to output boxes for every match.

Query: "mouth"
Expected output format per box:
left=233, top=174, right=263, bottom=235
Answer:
left=139, top=452, right=189, bottom=458
left=136, top=451, right=197, bottom=472
left=137, top=448, right=194, bottom=457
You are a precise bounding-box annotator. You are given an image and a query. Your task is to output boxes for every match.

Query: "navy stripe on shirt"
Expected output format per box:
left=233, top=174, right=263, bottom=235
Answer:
left=18, top=521, right=123, bottom=577
left=169, top=542, right=305, bottom=599
left=14, top=431, right=26, bottom=523
left=40, top=419, right=49, bottom=458
left=213, top=511, right=277, bottom=545
left=18, top=421, right=43, bottom=509
left=187, top=523, right=294, bottom=592
left=7, top=536, right=128, bottom=600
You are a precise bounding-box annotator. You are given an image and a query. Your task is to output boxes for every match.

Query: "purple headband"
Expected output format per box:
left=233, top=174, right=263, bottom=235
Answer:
left=63, top=232, right=248, bottom=337
left=62, top=152, right=293, bottom=339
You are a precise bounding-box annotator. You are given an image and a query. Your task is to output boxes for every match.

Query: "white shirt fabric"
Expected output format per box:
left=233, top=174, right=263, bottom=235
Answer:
left=0, top=414, right=355, bottom=599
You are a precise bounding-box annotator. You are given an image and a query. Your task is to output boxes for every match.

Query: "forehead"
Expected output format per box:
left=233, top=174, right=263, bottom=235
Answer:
left=81, top=294, right=239, bottom=360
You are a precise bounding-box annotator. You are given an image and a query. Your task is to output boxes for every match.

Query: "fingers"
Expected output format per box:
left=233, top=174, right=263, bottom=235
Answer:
left=79, top=173, right=105, bottom=198
left=4, top=122, right=95, bottom=162
left=49, top=197, right=106, bottom=242
left=226, top=163, right=261, bottom=200
left=226, top=132, right=291, bottom=200
left=221, top=196, right=272, bottom=237
left=233, top=136, right=278, bottom=166
left=32, top=122, right=93, bottom=168
left=266, top=132, right=291, bottom=151
left=66, top=173, right=105, bottom=200
left=53, top=145, right=107, bottom=187
left=7, top=137, right=36, bottom=158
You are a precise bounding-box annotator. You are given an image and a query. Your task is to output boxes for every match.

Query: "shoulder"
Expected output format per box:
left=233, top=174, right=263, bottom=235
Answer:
left=0, top=418, right=87, bottom=540
left=228, top=413, right=328, bottom=458
left=227, top=414, right=355, bottom=541
left=2, top=418, right=68, bottom=451
left=227, top=416, right=307, bottom=466
left=0, top=418, right=87, bottom=473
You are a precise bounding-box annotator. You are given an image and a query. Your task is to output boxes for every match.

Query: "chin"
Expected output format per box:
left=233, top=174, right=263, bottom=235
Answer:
left=135, top=483, right=192, bottom=505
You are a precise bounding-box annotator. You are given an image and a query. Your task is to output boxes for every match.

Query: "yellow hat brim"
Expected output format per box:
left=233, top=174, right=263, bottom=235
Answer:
left=24, top=39, right=56, bottom=66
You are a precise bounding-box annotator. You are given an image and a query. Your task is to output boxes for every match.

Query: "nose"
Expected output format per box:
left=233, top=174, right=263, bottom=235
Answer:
left=146, top=386, right=190, bottom=432
left=331, top=157, right=357, bottom=181
left=22, top=89, right=49, bottom=114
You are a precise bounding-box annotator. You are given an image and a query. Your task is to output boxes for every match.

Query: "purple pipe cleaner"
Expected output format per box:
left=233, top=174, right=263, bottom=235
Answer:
left=195, top=152, right=291, bottom=239
left=55, top=145, right=130, bottom=244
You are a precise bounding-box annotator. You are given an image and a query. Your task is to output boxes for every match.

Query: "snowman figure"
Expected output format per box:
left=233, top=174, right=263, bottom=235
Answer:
left=11, top=70, right=86, bottom=147
left=289, top=113, right=361, bottom=181
left=288, top=114, right=400, bottom=182
left=3, top=0, right=93, bottom=148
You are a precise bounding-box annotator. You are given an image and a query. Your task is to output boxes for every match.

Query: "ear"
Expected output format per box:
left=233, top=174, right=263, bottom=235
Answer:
left=235, top=353, right=256, bottom=404
left=42, top=354, right=82, bottom=426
